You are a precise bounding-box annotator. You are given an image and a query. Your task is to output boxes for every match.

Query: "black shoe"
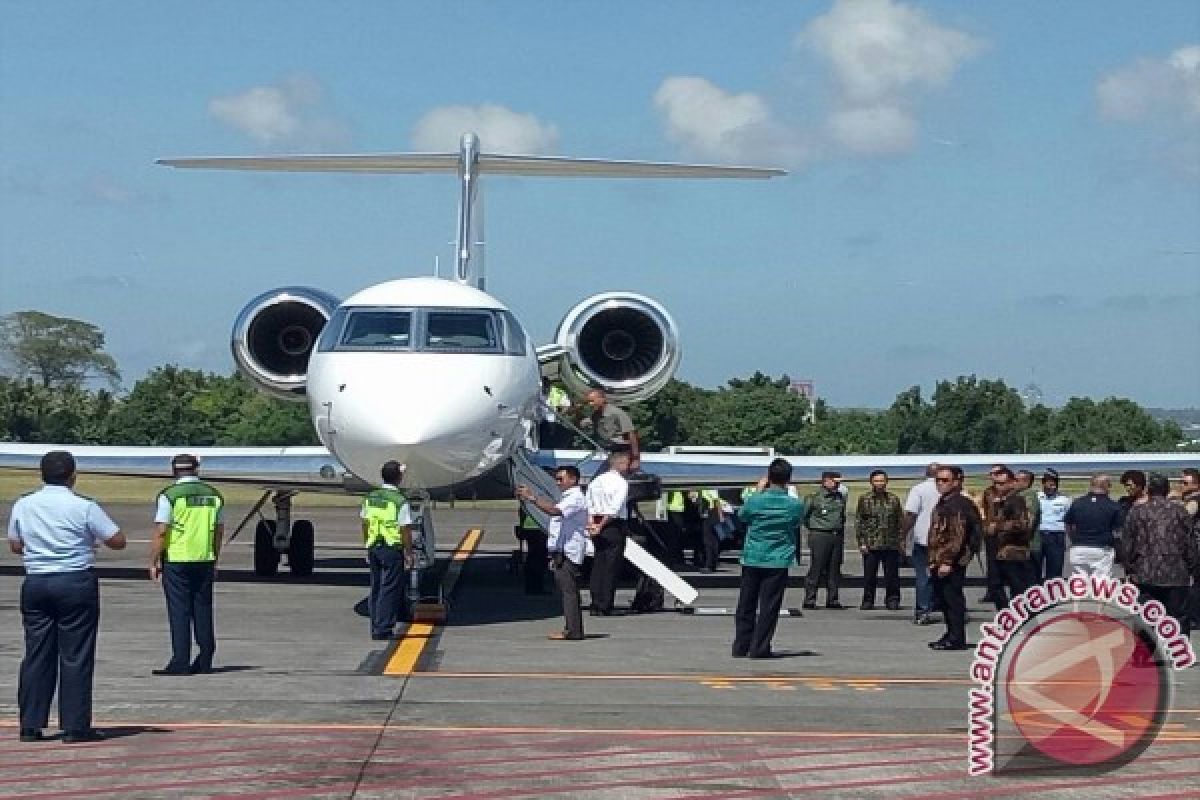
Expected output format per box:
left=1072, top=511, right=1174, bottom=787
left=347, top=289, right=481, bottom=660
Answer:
left=885, top=601, right=900, bottom=611
left=371, top=633, right=400, bottom=641
left=732, top=651, right=748, bottom=659
left=859, top=602, right=875, bottom=611
left=928, top=636, right=949, bottom=648
left=748, top=651, right=777, bottom=660
left=152, top=666, right=190, bottom=676
left=930, top=641, right=969, bottom=651
left=801, top=602, right=817, bottom=610
left=913, top=613, right=935, bottom=626
left=825, top=602, right=847, bottom=610
left=62, top=729, right=106, bottom=744
left=18, top=728, right=45, bottom=742
left=189, top=664, right=213, bottom=675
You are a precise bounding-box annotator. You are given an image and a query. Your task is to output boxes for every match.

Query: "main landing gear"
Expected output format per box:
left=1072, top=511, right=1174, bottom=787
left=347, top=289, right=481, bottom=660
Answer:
left=233, top=491, right=316, bottom=578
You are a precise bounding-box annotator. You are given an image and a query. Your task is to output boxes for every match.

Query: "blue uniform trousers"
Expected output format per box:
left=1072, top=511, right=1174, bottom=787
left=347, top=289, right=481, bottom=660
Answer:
left=367, top=542, right=406, bottom=637
left=162, top=562, right=216, bottom=672
left=19, top=569, right=100, bottom=733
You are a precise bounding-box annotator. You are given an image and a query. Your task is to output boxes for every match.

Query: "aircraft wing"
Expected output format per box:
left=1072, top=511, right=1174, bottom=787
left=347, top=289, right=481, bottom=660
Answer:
left=530, top=448, right=1197, bottom=487
left=0, top=443, right=351, bottom=492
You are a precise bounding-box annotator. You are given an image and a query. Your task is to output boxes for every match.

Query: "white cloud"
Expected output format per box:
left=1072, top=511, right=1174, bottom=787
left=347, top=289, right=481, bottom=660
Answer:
left=411, top=105, right=558, bottom=153
left=1096, top=45, right=1200, bottom=178
left=652, top=76, right=813, bottom=164
left=825, top=104, right=916, bottom=156
left=653, top=0, right=981, bottom=166
left=800, top=0, right=982, bottom=157
left=1097, top=44, right=1200, bottom=124
left=208, top=75, right=349, bottom=149
left=799, top=0, right=982, bottom=107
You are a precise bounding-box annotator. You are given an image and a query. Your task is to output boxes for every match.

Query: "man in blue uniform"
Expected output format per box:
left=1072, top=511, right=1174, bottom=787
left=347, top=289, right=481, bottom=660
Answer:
left=361, top=461, right=415, bottom=639
left=149, top=454, right=224, bottom=675
left=7, top=451, right=127, bottom=743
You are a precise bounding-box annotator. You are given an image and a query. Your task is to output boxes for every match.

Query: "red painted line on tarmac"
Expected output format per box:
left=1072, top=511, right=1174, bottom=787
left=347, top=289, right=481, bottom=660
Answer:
left=6, top=762, right=362, bottom=800
left=677, top=752, right=1200, bottom=800
left=898, top=754, right=1200, bottom=800
left=392, top=736, right=944, bottom=773
left=0, top=750, right=370, bottom=788
left=0, top=734, right=380, bottom=772
left=226, top=748, right=962, bottom=800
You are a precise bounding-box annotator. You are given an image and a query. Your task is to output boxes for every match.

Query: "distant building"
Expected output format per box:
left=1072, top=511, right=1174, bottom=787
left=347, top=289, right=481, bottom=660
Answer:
left=789, top=379, right=817, bottom=423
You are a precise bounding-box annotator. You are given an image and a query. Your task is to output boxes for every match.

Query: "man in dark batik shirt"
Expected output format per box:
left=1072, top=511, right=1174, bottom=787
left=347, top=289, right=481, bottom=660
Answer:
left=927, top=466, right=983, bottom=651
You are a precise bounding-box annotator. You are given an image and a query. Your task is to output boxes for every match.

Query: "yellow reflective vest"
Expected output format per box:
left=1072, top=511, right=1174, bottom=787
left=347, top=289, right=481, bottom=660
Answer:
left=160, top=481, right=223, bottom=563
left=362, top=488, right=409, bottom=547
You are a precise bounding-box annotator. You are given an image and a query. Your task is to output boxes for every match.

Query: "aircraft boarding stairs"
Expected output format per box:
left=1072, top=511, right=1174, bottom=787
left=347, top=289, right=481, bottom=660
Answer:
left=510, top=446, right=699, bottom=607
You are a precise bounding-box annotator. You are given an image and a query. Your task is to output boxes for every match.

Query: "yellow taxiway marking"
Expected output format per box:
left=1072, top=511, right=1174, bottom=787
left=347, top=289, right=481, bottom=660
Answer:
left=383, top=528, right=482, bottom=677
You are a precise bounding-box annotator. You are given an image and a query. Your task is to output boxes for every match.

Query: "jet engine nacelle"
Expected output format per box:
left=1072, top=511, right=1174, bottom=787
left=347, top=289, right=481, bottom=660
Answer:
left=231, top=287, right=339, bottom=401
left=554, top=292, right=681, bottom=403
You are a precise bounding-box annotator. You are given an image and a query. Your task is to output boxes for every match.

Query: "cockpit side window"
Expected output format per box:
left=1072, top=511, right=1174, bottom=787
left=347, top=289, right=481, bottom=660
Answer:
left=316, top=308, right=348, bottom=353
left=424, top=311, right=500, bottom=352
left=337, top=310, right=413, bottom=350
left=499, top=311, right=528, bottom=356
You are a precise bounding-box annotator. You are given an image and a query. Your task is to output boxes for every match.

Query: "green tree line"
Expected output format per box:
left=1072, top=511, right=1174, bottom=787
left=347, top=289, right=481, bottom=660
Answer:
left=0, top=310, right=1184, bottom=452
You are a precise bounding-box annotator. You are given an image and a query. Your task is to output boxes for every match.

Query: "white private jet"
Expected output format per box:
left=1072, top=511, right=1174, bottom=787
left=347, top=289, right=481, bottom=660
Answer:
left=1, top=133, right=1193, bottom=602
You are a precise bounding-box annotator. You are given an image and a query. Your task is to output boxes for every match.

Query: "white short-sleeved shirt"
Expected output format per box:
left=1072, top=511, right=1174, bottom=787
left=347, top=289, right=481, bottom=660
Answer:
left=8, top=485, right=121, bottom=574
left=358, top=484, right=414, bottom=525
left=587, top=471, right=629, bottom=519
left=154, top=476, right=226, bottom=525
left=1038, top=491, right=1072, bottom=532
left=547, top=486, right=589, bottom=564
left=904, top=478, right=941, bottom=547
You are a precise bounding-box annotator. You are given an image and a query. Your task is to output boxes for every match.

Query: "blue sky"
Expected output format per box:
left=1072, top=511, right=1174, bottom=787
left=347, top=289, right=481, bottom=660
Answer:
left=1, top=1, right=1197, bottom=408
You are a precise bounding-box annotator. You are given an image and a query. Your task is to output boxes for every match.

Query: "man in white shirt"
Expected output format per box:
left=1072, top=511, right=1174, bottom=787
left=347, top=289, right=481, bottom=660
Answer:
left=517, top=465, right=589, bottom=640
left=585, top=450, right=631, bottom=616
left=902, top=463, right=941, bottom=625
left=1037, top=468, right=1072, bottom=581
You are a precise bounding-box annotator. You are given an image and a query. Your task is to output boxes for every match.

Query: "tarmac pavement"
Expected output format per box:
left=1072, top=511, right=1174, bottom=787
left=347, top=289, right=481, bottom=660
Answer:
left=0, top=503, right=1196, bottom=798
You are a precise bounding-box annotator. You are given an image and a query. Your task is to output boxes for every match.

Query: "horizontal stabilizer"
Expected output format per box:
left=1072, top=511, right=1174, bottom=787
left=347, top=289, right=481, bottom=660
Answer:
left=158, top=152, right=786, bottom=179
left=156, top=153, right=461, bottom=173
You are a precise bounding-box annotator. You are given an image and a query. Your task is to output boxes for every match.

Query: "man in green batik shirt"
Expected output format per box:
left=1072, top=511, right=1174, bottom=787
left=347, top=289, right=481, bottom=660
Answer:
left=856, top=470, right=904, bottom=611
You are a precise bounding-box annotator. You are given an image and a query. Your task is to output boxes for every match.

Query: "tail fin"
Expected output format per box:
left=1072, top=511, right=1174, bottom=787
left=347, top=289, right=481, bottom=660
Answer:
left=159, top=133, right=786, bottom=288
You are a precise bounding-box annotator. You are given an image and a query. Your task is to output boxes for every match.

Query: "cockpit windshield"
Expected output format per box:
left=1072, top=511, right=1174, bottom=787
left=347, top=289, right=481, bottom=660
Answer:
left=425, top=311, right=498, bottom=351
left=339, top=310, right=412, bottom=349
left=319, top=307, right=525, bottom=355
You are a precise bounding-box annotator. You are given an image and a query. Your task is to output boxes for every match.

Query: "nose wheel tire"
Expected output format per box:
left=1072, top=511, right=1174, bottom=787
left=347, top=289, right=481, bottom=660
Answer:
left=289, top=519, right=315, bottom=577
left=254, top=520, right=280, bottom=577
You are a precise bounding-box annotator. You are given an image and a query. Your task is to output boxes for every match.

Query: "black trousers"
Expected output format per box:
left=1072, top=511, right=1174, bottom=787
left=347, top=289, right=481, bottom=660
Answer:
left=589, top=521, right=626, bottom=614
left=699, top=518, right=721, bottom=571
left=19, top=570, right=99, bottom=733
left=993, top=559, right=1034, bottom=611
left=368, top=543, right=406, bottom=637
left=1138, top=584, right=1191, bottom=637
left=803, top=530, right=843, bottom=605
left=162, top=562, right=216, bottom=671
left=734, top=566, right=789, bottom=658
left=552, top=557, right=585, bottom=639
left=1188, top=584, right=1199, bottom=636
left=983, top=536, right=1002, bottom=599
left=931, top=565, right=968, bottom=647
left=523, top=531, right=549, bottom=594
left=861, top=549, right=900, bottom=607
